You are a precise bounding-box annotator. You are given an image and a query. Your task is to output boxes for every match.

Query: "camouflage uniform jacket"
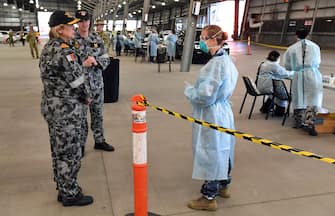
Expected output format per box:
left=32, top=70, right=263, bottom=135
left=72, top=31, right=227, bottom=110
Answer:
left=98, top=31, right=110, bottom=49
left=26, top=31, right=37, bottom=45
left=73, top=31, right=110, bottom=93
left=40, top=38, right=90, bottom=120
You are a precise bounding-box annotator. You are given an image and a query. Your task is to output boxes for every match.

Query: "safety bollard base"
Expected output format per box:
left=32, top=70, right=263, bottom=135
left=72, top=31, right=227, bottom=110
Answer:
left=125, top=212, right=161, bottom=216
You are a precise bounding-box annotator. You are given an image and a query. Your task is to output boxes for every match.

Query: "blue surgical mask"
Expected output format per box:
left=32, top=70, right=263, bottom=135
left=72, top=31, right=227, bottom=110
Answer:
left=199, top=40, right=209, bottom=53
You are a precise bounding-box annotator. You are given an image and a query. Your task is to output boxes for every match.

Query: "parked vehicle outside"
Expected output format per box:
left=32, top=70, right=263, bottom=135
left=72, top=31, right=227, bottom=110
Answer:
left=0, top=30, right=26, bottom=44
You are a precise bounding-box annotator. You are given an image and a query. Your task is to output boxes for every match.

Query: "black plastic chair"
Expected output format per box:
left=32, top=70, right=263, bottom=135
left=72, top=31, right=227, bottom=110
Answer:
left=255, top=61, right=266, bottom=104
left=239, top=76, right=272, bottom=119
left=265, top=79, right=291, bottom=126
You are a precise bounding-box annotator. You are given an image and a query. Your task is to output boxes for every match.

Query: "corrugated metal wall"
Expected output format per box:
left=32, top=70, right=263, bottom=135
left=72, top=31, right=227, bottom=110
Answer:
left=245, top=0, right=335, bottom=49
left=0, top=0, right=76, bottom=31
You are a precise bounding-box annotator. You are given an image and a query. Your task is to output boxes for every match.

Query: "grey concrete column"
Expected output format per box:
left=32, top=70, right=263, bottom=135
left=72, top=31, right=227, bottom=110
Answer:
left=141, top=0, right=150, bottom=36
left=180, top=0, right=198, bottom=72
left=122, top=0, right=129, bottom=34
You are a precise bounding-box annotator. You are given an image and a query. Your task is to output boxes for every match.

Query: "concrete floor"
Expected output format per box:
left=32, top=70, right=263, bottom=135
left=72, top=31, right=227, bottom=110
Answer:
left=0, top=41, right=335, bottom=216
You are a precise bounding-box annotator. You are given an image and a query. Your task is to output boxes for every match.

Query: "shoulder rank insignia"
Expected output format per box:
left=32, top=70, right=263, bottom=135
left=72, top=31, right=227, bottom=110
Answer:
left=74, top=41, right=80, bottom=49
left=61, top=43, right=69, bottom=49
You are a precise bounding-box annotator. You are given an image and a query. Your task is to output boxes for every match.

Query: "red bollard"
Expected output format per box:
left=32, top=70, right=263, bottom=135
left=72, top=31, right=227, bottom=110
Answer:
left=126, top=95, right=160, bottom=216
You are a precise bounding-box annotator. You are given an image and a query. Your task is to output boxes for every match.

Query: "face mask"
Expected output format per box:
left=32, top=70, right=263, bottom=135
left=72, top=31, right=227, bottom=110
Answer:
left=199, top=40, right=209, bottom=53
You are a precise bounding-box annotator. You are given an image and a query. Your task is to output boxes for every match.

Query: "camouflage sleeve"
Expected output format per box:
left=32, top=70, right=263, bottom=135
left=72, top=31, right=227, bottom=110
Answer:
left=95, top=36, right=110, bottom=70
left=59, top=48, right=90, bottom=100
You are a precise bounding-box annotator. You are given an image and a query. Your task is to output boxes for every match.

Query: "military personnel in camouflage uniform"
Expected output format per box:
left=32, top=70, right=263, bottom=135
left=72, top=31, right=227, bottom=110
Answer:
left=74, top=10, right=114, bottom=155
left=26, top=26, right=39, bottom=58
left=95, top=19, right=110, bottom=53
left=40, top=10, right=95, bottom=206
left=8, top=29, right=15, bottom=47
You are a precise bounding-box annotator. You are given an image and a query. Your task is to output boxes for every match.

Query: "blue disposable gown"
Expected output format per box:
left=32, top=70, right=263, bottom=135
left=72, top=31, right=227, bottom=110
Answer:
left=257, top=60, right=293, bottom=94
left=283, top=39, right=323, bottom=109
left=165, top=34, right=178, bottom=57
left=148, top=33, right=160, bottom=57
left=184, top=48, right=238, bottom=180
left=133, top=31, right=142, bottom=48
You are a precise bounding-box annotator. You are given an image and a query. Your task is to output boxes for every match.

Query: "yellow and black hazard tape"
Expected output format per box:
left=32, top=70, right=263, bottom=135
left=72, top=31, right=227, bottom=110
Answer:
left=135, top=97, right=335, bottom=165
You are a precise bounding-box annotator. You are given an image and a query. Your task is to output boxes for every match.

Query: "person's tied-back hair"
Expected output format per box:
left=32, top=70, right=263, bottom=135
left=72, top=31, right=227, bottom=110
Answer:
left=203, top=25, right=228, bottom=45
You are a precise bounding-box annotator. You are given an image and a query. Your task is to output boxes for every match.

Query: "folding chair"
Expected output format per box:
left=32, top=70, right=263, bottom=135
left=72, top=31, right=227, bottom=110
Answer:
left=239, top=76, right=272, bottom=119
left=266, top=79, right=291, bottom=126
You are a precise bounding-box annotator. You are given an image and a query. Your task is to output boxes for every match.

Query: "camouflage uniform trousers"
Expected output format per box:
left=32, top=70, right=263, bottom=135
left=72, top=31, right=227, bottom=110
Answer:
left=293, top=106, right=317, bottom=129
left=29, top=41, right=39, bottom=58
left=43, top=98, right=86, bottom=198
left=82, top=86, right=105, bottom=146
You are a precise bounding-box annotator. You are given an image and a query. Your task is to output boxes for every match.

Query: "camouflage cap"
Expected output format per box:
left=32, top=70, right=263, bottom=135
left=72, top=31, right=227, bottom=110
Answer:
left=49, top=10, right=80, bottom=27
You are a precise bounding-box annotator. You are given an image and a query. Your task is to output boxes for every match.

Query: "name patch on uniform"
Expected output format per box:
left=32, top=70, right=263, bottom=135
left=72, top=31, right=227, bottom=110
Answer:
left=66, top=53, right=75, bottom=62
left=93, top=43, right=98, bottom=48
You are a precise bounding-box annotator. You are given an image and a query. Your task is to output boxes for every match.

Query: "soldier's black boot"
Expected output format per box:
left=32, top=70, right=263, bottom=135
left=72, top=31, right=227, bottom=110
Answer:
left=274, top=105, right=285, bottom=117
left=260, top=98, right=272, bottom=113
left=94, top=141, right=115, bottom=151
left=61, top=193, right=94, bottom=207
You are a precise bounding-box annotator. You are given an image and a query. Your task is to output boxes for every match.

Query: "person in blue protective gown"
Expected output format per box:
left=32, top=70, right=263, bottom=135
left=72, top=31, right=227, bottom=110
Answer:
left=283, top=27, right=323, bottom=134
left=147, top=29, right=160, bottom=63
left=133, top=28, right=143, bottom=56
left=184, top=25, right=238, bottom=211
left=165, top=29, right=178, bottom=62
left=257, top=50, right=294, bottom=116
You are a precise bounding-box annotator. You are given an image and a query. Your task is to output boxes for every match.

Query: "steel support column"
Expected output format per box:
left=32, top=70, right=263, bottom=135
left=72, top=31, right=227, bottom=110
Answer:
left=279, top=0, right=293, bottom=44
left=122, top=0, right=129, bottom=34
left=256, top=0, right=266, bottom=42
left=112, top=6, right=118, bottom=31
left=310, top=0, right=320, bottom=40
left=141, top=0, right=150, bottom=36
left=180, top=0, right=198, bottom=72
left=233, top=0, right=239, bottom=40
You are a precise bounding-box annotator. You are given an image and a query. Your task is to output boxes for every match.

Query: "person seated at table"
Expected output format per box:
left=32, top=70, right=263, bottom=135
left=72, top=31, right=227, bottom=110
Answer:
left=257, top=50, right=294, bottom=116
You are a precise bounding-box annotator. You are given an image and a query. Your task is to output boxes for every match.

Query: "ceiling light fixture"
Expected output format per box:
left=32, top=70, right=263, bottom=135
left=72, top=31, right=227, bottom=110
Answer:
left=3, top=3, right=8, bottom=6
left=162, top=2, right=166, bottom=6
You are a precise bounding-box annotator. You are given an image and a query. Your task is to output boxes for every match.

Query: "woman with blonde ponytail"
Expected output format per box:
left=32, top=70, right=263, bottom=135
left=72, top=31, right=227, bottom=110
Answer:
left=184, top=25, right=239, bottom=211
left=40, top=10, right=95, bottom=207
